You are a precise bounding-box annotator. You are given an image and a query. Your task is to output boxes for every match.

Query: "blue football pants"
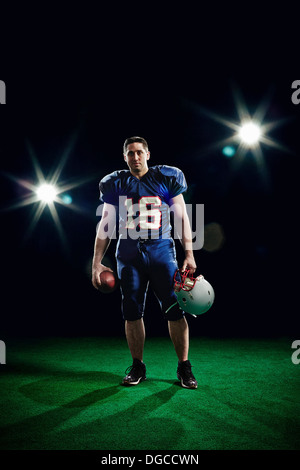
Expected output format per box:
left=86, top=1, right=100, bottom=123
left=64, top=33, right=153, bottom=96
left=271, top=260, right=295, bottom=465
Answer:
left=116, top=238, right=184, bottom=321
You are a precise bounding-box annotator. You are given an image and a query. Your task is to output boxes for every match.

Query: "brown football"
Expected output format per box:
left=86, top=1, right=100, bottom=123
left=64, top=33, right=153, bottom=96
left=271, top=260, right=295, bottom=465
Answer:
left=98, top=270, right=119, bottom=294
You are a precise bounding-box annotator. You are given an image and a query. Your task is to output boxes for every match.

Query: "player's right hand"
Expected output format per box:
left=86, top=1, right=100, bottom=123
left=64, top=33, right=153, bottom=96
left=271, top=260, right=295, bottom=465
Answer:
left=91, top=264, right=113, bottom=290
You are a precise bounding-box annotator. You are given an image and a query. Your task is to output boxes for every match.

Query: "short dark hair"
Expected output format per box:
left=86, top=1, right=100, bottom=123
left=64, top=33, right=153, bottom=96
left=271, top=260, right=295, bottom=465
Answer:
left=123, top=136, right=149, bottom=154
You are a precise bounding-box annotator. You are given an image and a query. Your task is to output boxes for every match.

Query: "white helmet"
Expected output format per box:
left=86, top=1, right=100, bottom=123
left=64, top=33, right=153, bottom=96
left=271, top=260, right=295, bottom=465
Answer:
left=174, top=269, right=215, bottom=316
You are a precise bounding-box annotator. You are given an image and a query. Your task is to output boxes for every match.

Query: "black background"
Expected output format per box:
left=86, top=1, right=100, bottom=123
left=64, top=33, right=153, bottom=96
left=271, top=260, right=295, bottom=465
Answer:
left=1, top=6, right=299, bottom=339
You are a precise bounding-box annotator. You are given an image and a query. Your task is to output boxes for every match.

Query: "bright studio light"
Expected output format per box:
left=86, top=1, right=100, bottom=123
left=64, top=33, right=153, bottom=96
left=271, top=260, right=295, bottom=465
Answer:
left=3, top=135, right=96, bottom=247
left=36, top=183, right=58, bottom=203
left=239, top=121, right=261, bottom=146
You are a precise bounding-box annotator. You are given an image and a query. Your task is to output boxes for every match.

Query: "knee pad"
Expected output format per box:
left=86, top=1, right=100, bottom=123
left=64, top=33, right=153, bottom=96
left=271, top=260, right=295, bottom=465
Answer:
left=164, top=302, right=185, bottom=321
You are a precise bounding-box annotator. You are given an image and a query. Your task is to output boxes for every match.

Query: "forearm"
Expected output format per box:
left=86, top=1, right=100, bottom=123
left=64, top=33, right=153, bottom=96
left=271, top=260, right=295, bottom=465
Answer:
left=178, top=215, right=197, bottom=273
left=92, top=236, right=111, bottom=267
left=92, top=202, right=116, bottom=267
left=178, top=212, right=194, bottom=255
left=170, top=194, right=196, bottom=273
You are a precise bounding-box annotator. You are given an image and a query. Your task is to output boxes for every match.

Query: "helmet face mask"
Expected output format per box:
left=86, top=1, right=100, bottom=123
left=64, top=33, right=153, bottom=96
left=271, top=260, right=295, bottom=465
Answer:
left=174, top=269, right=215, bottom=316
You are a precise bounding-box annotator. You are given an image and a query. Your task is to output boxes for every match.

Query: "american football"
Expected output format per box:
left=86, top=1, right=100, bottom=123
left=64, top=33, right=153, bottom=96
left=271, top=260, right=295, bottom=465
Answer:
left=98, top=270, right=119, bottom=294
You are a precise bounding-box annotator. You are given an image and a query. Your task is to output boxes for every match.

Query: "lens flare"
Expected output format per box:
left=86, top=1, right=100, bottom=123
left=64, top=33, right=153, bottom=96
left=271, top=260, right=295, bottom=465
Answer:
left=238, top=121, right=261, bottom=146
left=2, top=135, right=96, bottom=247
left=36, top=183, right=58, bottom=203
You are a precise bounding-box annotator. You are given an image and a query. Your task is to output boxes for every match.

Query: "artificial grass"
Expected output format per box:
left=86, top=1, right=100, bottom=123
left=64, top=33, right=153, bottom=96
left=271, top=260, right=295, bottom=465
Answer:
left=0, top=336, right=299, bottom=450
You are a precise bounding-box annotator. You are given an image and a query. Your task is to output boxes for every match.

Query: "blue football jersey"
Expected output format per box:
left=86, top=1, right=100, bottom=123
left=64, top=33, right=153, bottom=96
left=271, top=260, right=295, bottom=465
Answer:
left=99, top=165, right=187, bottom=239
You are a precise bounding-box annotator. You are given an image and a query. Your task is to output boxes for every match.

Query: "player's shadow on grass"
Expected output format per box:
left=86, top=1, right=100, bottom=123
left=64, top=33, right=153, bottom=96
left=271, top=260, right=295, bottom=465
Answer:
left=0, top=369, right=183, bottom=449
left=19, top=372, right=181, bottom=411
left=0, top=370, right=121, bottom=449
left=18, top=371, right=122, bottom=407
left=5, top=368, right=290, bottom=450
left=62, top=383, right=184, bottom=449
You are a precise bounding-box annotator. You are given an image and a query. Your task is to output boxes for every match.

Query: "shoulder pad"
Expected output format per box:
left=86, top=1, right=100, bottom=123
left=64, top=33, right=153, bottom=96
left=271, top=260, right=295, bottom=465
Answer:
left=153, top=165, right=187, bottom=199
left=99, top=170, right=128, bottom=205
left=100, top=169, right=128, bottom=185
left=155, top=165, right=183, bottom=178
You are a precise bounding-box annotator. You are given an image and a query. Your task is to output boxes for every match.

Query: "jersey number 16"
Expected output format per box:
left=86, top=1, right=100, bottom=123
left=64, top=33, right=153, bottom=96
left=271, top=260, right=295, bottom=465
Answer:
left=125, top=196, right=162, bottom=230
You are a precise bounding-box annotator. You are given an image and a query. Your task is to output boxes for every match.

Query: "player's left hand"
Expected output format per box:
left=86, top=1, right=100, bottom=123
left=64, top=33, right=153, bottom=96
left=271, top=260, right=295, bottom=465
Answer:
left=181, top=255, right=197, bottom=275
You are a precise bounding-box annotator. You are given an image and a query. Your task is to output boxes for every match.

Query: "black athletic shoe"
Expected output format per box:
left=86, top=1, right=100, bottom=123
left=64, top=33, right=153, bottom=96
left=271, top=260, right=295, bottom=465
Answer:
left=122, top=358, right=147, bottom=386
left=177, top=360, right=198, bottom=389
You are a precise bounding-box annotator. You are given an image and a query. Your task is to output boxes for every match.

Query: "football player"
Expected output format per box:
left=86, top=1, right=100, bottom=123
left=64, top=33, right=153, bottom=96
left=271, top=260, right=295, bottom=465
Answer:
left=92, top=136, right=198, bottom=389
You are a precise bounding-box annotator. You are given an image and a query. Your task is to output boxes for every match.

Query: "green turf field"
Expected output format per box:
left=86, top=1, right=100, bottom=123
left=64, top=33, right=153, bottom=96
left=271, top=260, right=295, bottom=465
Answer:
left=0, top=337, right=299, bottom=450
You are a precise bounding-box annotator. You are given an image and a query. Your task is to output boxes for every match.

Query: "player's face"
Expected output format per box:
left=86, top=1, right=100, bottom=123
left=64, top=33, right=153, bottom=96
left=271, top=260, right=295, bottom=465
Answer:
left=124, top=142, right=150, bottom=177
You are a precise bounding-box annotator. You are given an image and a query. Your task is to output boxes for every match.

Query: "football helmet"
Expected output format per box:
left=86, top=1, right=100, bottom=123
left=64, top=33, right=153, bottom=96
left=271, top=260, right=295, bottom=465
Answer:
left=174, top=269, right=215, bottom=316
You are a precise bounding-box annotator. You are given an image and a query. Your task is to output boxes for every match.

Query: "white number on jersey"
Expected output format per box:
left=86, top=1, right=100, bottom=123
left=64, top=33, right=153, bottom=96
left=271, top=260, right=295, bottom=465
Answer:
left=125, top=196, right=162, bottom=230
